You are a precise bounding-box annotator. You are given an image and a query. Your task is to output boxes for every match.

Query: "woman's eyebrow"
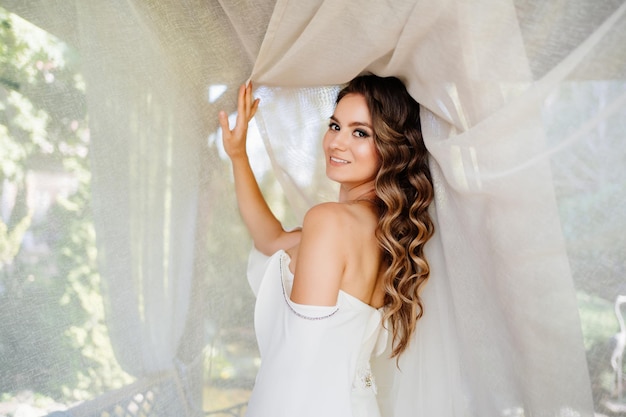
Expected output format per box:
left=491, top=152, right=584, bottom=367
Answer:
left=329, top=115, right=372, bottom=129
left=349, top=121, right=372, bottom=129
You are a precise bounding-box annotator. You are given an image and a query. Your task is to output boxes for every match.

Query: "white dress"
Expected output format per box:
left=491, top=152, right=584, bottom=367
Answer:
left=245, top=248, right=388, bottom=417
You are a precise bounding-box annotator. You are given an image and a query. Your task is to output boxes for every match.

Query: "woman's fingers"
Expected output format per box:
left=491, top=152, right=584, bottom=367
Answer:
left=235, top=84, right=247, bottom=127
left=249, top=98, right=260, bottom=121
left=244, top=82, right=257, bottom=119
left=218, top=82, right=259, bottom=159
left=234, top=82, right=259, bottom=125
left=218, top=110, right=231, bottom=136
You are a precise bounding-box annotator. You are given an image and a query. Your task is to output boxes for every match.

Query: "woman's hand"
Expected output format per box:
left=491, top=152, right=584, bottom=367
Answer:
left=219, top=82, right=260, bottom=160
left=218, top=81, right=296, bottom=255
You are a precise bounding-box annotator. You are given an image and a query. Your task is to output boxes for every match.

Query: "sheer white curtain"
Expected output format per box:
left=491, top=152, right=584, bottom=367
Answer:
left=1, top=0, right=275, bottom=406
left=73, top=0, right=274, bottom=378
left=75, top=0, right=198, bottom=375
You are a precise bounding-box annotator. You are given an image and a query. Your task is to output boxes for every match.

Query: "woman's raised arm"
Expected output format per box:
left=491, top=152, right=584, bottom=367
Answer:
left=219, top=82, right=300, bottom=255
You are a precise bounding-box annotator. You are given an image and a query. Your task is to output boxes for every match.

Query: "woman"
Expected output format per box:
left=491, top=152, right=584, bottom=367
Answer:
left=218, top=74, right=434, bottom=417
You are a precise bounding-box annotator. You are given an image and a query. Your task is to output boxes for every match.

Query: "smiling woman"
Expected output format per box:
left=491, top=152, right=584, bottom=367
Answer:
left=219, top=74, right=434, bottom=417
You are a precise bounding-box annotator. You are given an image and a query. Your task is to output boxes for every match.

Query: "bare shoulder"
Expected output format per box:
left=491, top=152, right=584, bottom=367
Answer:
left=303, top=201, right=374, bottom=230
left=300, top=202, right=349, bottom=253
left=299, top=201, right=378, bottom=262
left=303, top=202, right=343, bottom=225
left=292, top=201, right=380, bottom=306
left=289, top=203, right=355, bottom=306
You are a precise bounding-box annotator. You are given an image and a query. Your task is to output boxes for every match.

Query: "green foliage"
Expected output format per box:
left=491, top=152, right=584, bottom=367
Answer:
left=578, top=292, right=624, bottom=406
left=578, top=292, right=617, bottom=351
left=0, top=212, right=31, bottom=268
left=0, top=7, right=130, bottom=403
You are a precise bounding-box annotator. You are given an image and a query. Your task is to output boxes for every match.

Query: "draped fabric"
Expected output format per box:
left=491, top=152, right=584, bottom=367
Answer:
left=0, top=0, right=624, bottom=416
left=73, top=0, right=272, bottom=378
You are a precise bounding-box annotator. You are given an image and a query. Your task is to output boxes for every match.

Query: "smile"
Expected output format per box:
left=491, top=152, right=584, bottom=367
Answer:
left=330, top=156, right=349, bottom=164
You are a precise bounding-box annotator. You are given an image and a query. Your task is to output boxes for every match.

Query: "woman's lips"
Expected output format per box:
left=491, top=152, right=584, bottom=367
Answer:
left=329, top=156, right=349, bottom=164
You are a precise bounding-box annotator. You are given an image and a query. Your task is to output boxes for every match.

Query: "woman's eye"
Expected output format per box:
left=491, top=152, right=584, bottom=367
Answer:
left=354, top=129, right=370, bottom=138
left=328, top=122, right=340, bottom=131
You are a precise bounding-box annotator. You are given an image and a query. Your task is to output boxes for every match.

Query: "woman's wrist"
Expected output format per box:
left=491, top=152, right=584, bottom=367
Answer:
left=229, top=152, right=250, bottom=165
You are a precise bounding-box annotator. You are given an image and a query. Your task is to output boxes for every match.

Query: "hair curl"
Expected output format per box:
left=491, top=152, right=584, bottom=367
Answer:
left=337, top=74, right=435, bottom=358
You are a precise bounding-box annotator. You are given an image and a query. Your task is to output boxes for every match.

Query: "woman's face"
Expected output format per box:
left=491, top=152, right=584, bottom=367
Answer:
left=323, top=93, right=380, bottom=189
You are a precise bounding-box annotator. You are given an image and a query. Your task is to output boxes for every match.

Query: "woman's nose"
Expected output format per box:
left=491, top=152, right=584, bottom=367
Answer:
left=329, top=131, right=348, bottom=150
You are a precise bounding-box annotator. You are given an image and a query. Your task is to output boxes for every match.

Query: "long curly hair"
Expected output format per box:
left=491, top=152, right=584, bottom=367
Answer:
left=337, top=74, right=435, bottom=358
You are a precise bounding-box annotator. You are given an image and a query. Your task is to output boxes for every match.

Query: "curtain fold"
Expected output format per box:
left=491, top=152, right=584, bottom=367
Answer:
left=76, top=0, right=200, bottom=376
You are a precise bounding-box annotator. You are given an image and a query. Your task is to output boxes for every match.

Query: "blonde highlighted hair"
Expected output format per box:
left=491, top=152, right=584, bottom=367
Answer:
left=337, top=75, right=435, bottom=358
